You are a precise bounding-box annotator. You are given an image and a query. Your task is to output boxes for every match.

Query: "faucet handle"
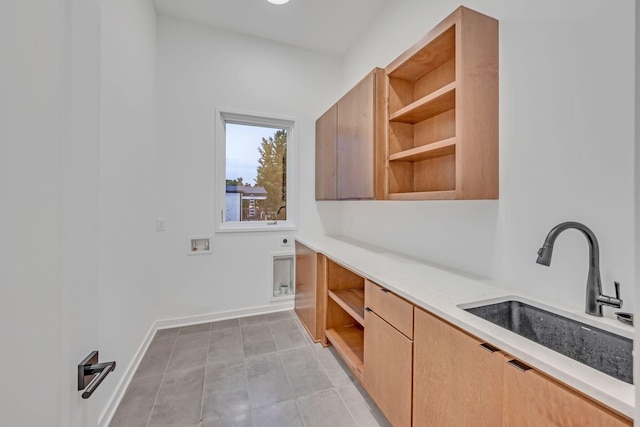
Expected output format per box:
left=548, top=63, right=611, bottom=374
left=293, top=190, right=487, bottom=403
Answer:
left=597, top=281, right=623, bottom=310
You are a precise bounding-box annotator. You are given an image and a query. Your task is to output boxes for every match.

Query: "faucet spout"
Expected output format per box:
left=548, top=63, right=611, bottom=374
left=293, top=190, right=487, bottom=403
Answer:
left=536, top=221, right=621, bottom=317
left=536, top=221, right=599, bottom=269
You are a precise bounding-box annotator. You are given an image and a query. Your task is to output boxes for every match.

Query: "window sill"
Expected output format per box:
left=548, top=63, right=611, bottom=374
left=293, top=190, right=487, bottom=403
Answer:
left=216, top=222, right=297, bottom=233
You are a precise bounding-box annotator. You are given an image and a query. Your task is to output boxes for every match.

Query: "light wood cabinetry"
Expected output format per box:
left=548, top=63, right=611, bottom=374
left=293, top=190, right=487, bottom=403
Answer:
left=315, top=68, right=385, bottom=200
left=413, top=307, right=504, bottom=426
left=296, top=239, right=632, bottom=426
left=503, top=356, right=632, bottom=427
left=315, top=105, right=337, bottom=200
left=324, top=259, right=365, bottom=381
left=364, top=280, right=413, bottom=427
left=413, top=307, right=632, bottom=427
left=385, top=6, right=498, bottom=200
left=293, top=241, right=326, bottom=343
left=364, top=280, right=413, bottom=338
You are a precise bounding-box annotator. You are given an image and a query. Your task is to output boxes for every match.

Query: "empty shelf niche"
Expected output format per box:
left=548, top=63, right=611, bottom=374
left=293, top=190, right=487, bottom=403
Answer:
left=325, top=259, right=365, bottom=380
left=387, top=25, right=457, bottom=198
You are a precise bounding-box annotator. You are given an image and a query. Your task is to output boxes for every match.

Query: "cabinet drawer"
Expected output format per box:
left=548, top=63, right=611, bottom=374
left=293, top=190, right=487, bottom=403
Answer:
left=364, top=280, right=413, bottom=338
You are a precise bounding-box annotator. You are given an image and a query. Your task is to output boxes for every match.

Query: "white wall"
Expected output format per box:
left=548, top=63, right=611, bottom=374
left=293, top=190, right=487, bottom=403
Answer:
left=61, top=0, right=102, bottom=426
left=333, top=0, right=636, bottom=314
left=634, top=0, right=639, bottom=417
left=1, top=0, right=159, bottom=424
left=0, top=0, right=105, bottom=425
left=155, top=16, right=342, bottom=319
left=98, top=0, right=158, bottom=422
left=0, top=2, right=66, bottom=425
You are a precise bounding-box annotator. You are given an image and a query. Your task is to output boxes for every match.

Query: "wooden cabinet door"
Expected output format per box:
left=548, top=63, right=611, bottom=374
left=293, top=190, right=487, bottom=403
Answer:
left=364, top=309, right=412, bottom=427
left=294, top=241, right=322, bottom=341
left=413, top=307, right=503, bottom=426
left=503, top=357, right=632, bottom=427
left=336, top=69, right=385, bottom=200
left=315, top=105, right=337, bottom=200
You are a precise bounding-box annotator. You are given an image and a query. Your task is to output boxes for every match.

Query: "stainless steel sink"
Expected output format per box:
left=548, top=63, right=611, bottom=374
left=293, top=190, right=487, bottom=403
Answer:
left=462, top=299, right=633, bottom=384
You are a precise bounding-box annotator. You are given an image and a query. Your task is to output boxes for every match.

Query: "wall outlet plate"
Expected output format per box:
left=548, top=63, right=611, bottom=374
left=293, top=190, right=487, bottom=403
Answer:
left=280, top=237, right=291, bottom=247
left=156, top=218, right=167, bottom=231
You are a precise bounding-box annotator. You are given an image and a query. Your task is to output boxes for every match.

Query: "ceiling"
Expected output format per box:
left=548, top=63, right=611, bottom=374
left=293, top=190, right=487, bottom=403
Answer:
left=153, top=0, right=389, bottom=56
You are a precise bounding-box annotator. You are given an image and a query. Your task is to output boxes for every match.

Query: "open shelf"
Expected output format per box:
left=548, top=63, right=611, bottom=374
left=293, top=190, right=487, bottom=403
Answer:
left=325, top=325, right=364, bottom=381
left=389, top=137, right=456, bottom=162
left=388, top=26, right=456, bottom=82
left=384, top=7, right=498, bottom=200
left=328, top=288, right=365, bottom=326
left=387, top=190, right=457, bottom=201
left=389, top=82, right=456, bottom=124
left=324, top=258, right=366, bottom=382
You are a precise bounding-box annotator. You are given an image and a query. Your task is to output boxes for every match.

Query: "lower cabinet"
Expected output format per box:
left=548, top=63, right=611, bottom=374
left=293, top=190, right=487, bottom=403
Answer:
left=503, top=356, right=632, bottom=427
left=295, top=243, right=632, bottom=427
left=293, top=241, right=326, bottom=342
left=413, top=307, right=503, bottom=426
left=414, top=307, right=632, bottom=427
left=364, top=308, right=412, bottom=427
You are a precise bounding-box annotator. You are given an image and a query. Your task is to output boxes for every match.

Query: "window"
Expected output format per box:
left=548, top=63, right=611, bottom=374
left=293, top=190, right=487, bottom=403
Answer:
left=215, top=110, right=296, bottom=232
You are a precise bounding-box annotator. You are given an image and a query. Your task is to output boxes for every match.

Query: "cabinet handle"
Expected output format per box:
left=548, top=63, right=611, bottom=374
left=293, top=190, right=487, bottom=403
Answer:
left=380, top=288, right=390, bottom=293
left=507, top=359, right=532, bottom=372
left=479, top=343, right=499, bottom=353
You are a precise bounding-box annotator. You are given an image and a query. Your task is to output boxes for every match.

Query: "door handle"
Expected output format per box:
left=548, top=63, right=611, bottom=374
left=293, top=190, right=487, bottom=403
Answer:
left=78, top=351, right=116, bottom=399
left=507, top=359, right=531, bottom=372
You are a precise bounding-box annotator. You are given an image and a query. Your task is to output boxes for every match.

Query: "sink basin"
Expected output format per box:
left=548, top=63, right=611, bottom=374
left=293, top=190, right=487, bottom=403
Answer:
left=462, top=299, right=633, bottom=384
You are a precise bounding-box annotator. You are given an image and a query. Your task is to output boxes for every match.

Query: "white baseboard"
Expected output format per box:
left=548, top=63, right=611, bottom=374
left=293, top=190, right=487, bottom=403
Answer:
left=98, top=301, right=295, bottom=427
left=154, top=300, right=295, bottom=330
left=98, top=321, right=157, bottom=427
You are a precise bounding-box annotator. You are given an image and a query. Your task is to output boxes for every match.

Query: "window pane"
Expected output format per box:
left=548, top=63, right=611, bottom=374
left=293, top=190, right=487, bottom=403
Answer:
left=225, top=123, right=287, bottom=223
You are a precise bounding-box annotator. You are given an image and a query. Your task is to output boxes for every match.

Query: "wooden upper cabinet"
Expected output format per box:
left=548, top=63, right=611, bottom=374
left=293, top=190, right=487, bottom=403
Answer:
left=315, top=104, right=337, bottom=200
left=315, top=68, right=385, bottom=200
left=386, top=6, right=499, bottom=200
left=337, top=68, right=385, bottom=200
left=316, top=7, right=498, bottom=201
left=503, top=356, right=632, bottom=427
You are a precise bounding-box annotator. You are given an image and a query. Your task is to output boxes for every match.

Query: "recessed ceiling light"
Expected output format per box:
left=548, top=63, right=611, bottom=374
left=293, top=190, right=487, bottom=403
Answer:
left=267, top=0, right=290, bottom=4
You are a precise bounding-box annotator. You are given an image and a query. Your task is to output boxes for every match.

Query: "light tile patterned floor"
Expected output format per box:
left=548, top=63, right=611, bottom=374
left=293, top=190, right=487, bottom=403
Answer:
left=109, top=310, right=391, bottom=427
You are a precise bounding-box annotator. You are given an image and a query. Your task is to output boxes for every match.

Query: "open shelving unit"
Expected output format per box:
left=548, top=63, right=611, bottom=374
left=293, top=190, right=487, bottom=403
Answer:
left=385, top=7, right=498, bottom=200
left=325, top=259, right=365, bottom=381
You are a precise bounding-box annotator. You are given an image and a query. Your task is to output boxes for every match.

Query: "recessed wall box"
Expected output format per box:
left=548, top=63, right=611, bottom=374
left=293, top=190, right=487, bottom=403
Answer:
left=188, top=235, right=212, bottom=255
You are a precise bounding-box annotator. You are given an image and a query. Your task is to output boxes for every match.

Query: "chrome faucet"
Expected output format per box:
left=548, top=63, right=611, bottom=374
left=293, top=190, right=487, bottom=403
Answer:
left=536, top=221, right=622, bottom=317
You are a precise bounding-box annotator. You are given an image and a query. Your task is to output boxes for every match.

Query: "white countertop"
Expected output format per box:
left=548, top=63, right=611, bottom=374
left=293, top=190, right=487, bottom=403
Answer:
left=297, top=234, right=635, bottom=419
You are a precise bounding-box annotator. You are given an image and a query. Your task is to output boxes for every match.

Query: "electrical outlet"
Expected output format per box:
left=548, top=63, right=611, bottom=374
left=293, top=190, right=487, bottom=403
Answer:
left=156, top=218, right=166, bottom=231
left=280, top=237, right=291, bottom=247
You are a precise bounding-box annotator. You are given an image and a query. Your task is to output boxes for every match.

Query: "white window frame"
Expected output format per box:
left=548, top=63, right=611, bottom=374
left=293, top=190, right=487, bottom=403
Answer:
left=215, top=108, right=297, bottom=233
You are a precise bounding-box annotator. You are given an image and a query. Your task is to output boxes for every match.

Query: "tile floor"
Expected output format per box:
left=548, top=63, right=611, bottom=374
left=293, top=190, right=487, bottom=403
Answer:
left=109, top=310, right=391, bottom=427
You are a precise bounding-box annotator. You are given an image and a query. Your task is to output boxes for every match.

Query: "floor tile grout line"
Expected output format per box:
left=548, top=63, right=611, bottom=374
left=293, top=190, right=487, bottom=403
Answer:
left=273, top=319, right=308, bottom=427
left=336, top=385, right=362, bottom=427
left=238, top=323, right=250, bottom=425
left=145, top=333, right=179, bottom=427
left=238, top=319, right=253, bottom=424
left=294, top=397, right=309, bottom=427
left=266, top=315, right=285, bottom=352
left=198, top=322, right=213, bottom=424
